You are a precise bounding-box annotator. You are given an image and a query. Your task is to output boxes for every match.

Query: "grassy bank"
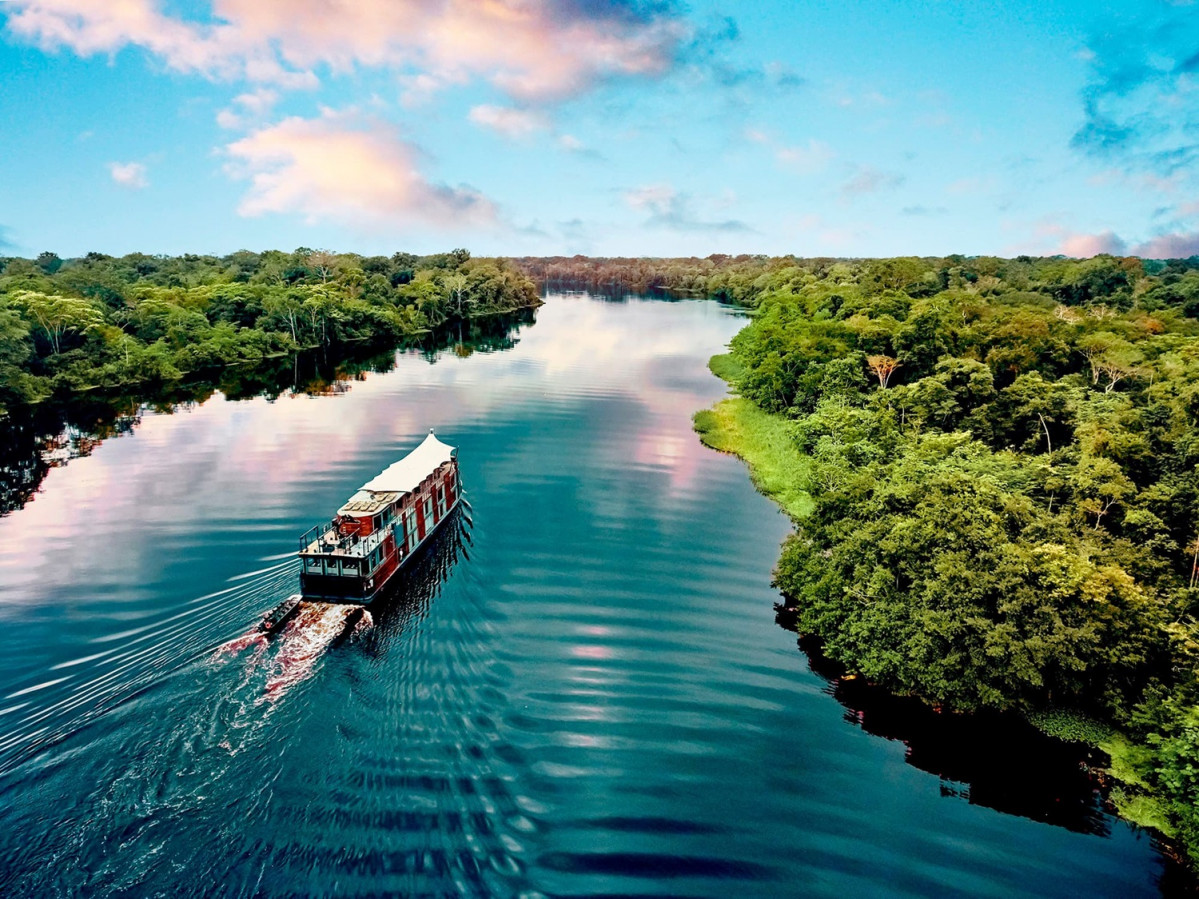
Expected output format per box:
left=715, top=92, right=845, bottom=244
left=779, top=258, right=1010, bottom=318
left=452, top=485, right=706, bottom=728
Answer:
left=693, top=353, right=813, bottom=521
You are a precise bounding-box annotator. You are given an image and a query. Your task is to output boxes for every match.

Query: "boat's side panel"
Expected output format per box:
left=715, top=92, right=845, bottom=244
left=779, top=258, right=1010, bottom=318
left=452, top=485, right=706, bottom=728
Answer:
left=368, top=492, right=459, bottom=599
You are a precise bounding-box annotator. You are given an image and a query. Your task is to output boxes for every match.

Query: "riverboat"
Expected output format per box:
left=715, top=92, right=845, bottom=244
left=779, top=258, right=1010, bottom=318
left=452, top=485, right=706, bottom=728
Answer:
left=295, top=430, right=462, bottom=604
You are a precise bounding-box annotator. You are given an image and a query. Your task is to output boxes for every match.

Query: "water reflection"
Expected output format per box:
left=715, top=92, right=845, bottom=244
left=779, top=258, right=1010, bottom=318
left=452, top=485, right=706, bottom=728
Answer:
left=0, top=309, right=538, bottom=519
left=785, top=625, right=1111, bottom=836
left=779, top=620, right=1195, bottom=891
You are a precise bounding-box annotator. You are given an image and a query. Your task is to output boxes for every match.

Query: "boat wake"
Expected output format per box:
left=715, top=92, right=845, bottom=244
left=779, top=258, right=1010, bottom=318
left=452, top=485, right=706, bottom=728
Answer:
left=216, top=600, right=372, bottom=702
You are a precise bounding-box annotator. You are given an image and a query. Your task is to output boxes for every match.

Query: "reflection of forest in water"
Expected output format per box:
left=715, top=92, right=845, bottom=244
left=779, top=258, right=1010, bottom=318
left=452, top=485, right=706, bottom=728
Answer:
left=0, top=308, right=536, bottom=517
left=780, top=606, right=1192, bottom=888
left=537, top=278, right=700, bottom=302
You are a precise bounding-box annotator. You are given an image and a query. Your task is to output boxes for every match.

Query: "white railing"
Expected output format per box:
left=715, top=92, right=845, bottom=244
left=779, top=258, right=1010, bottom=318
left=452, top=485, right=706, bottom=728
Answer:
left=302, top=523, right=389, bottom=559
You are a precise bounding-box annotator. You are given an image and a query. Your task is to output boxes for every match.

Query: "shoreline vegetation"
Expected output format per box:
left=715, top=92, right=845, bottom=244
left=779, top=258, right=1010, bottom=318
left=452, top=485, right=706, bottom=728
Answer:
left=0, top=248, right=541, bottom=418
left=666, top=252, right=1199, bottom=871
left=693, top=354, right=813, bottom=521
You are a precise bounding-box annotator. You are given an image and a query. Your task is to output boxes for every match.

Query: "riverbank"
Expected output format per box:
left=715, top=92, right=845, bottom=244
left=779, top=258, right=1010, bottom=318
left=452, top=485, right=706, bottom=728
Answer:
left=0, top=249, right=540, bottom=417
left=692, top=355, right=812, bottom=521
left=695, top=346, right=1191, bottom=877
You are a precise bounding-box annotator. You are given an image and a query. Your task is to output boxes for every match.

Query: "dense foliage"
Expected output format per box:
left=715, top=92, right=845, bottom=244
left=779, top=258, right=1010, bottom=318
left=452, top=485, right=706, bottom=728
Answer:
left=700, top=252, right=1199, bottom=862
left=513, top=253, right=843, bottom=300
left=0, top=248, right=539, bottom=415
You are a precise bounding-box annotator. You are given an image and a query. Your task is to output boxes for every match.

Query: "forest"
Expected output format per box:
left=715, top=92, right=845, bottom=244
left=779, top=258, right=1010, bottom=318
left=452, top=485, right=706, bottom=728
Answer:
left=0, top=247, right=540, bottom=416
left=675, top=251, right=1199, bottom=867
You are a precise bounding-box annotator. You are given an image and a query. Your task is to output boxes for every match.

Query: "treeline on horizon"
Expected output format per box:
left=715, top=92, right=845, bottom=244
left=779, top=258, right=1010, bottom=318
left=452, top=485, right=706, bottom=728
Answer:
left=0, top=247, right=540, bottom=417
left=513, top=252, right=1199, bottom=305
left=686, top=252, right=1199, bottom=864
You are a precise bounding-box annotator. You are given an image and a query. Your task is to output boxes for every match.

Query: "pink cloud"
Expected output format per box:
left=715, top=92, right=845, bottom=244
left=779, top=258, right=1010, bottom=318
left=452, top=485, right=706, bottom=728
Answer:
left=1049, top=226, right=1199, bottom=259
left=7, top=0, right=684, bottom=101
left=1133, top=232, right=1199, bottom=258
left=1171, top=200, right=1199, bottom=220
left=6, top=0, right=316, bottom=87
left=1060, top=230, right=1127, bottom=257
left=216, top=86, right=279, bottom=129
left=224, top=111, right=497, bottom=230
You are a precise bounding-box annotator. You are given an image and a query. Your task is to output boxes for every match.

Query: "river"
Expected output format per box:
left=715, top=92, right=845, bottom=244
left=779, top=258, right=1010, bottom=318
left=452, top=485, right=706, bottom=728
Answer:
left=0, top=293, right=1176, bottom=896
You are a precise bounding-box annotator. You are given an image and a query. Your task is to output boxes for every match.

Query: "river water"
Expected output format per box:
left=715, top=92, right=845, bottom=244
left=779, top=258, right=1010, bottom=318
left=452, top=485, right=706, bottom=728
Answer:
left=0, top=293, right=1175, bottom=896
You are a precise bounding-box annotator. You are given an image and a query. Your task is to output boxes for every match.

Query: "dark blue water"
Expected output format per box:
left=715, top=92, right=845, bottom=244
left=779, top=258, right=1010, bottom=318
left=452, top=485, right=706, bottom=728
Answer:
left=0, top=294, right=1173, bottom=896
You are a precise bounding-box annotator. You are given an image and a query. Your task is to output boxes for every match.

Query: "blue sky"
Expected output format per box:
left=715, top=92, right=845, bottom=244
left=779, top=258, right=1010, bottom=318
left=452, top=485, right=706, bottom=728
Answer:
left=1, top=0, right=1197, bottom=259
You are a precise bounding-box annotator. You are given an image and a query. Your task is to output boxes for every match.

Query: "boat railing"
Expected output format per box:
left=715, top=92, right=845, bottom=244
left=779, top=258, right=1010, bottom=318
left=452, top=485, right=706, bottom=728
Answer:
left=298, top=523, right=329, bottom=552
left=298, top=522, right=390, bottom=559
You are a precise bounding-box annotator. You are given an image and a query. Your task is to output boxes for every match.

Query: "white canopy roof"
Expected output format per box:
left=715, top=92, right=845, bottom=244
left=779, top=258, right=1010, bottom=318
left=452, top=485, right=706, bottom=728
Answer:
left=361, top=430, right=456, bottom=495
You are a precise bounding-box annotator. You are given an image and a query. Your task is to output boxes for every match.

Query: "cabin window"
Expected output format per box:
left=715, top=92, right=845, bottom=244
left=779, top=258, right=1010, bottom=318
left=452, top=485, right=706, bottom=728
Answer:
left=373, top=514, right=382, bottom=531
left=305, top=557, right=323, bottom=573
left=341, top=560, right=359, bottom=575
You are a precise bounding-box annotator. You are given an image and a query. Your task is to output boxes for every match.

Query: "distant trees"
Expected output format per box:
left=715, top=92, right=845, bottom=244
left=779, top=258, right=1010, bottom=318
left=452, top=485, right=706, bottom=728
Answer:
left=35, top=252, right=63, bottom=275
left=0, top=248, right=540, bottom=406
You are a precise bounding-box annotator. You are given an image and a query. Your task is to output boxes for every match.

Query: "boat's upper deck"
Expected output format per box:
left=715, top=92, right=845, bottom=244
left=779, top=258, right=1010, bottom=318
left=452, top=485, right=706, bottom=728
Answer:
left=297, top=432, right=459, bottom=564
left=338, top=490, right=399, bottom=517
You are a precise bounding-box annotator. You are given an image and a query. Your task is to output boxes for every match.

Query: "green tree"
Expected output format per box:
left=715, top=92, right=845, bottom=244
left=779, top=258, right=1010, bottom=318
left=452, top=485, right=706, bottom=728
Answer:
left=13, top=290, right=104, bottom=354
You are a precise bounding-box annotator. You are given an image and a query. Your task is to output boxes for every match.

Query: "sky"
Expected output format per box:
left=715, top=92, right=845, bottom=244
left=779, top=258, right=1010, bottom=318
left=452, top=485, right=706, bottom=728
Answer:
left=0, top=0, right=1197, bottom=260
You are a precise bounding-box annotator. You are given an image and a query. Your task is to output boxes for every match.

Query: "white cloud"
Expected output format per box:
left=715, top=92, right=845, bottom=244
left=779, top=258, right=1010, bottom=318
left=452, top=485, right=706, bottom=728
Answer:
left=841, top=166, right=905, bottom=197
left=468, top=105, right=549, bottom=140
left=233, top=87, right=278, bottom=116
left=747, top=129, right=834, bottom=174
left=947, top=176, right=996, bottom=196
left=109, top=161, right=148, bottom=189
left=625, top=183, right=751, bottom=233
left=217, top=87, right=280, bottom=129
left=216, top=109, right=243, bottom=130
left=775, top=139, right=835, bottom=173
left=224, top=110, right=497, bottom=230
